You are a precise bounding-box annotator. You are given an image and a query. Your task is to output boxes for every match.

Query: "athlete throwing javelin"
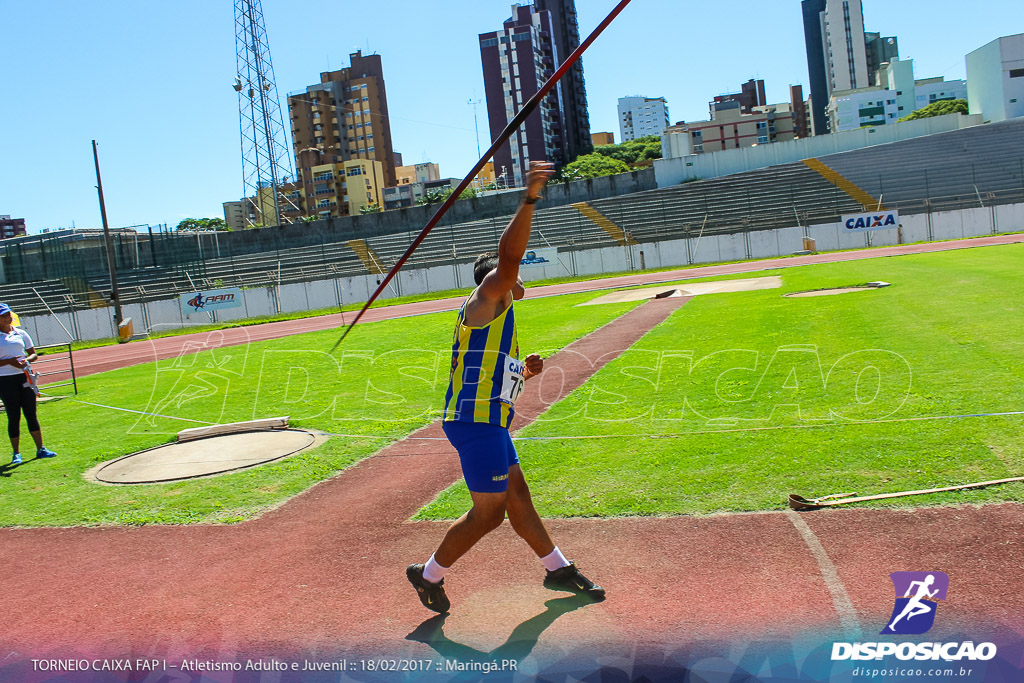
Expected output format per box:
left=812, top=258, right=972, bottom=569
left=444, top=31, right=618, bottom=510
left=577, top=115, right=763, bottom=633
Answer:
left=407, top=161, right=605, bottom=613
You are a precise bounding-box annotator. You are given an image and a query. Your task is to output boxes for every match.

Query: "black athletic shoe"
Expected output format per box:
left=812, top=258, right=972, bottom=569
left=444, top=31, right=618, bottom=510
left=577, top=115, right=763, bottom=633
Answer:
left=407, top=564, right=451, bottom=613
left=543, top=562, right=606, bottom=600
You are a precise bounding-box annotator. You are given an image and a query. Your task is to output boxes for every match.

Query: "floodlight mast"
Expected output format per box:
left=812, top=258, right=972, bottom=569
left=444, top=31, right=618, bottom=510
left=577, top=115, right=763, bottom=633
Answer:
left=233, top=0, right=295, bottom=227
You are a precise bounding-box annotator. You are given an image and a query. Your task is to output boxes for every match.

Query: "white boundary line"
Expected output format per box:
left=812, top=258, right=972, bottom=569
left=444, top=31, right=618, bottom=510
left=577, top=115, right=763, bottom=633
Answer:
left=68, top=399, right=215, bottom=424
left=786, top=510, right=863, bottom=639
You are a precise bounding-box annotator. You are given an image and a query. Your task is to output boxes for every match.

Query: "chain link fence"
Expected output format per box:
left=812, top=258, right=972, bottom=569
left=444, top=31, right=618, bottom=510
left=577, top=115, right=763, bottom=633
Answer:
left=4, top=149, right=1023, bottom=343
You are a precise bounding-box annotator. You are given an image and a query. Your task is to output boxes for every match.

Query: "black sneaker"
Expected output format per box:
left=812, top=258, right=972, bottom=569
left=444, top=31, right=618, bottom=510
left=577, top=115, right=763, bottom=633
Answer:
left=544, top=562, right=606, bottom=600
left=407, top=564, right=450, bottom=613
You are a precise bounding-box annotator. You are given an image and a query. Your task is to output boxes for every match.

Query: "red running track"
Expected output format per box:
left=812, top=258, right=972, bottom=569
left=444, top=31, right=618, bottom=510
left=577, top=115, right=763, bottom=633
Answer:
left=2, top=235, right=1022, bottom=681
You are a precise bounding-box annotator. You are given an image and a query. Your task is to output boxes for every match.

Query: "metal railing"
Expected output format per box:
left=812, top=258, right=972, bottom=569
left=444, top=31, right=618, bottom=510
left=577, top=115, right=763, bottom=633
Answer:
left=35, top=343, right=77, bottom=395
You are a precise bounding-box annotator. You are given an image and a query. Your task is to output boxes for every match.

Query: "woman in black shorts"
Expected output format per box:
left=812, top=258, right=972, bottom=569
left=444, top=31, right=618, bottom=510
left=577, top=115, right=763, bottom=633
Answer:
left=0, top=303, right=57, bottom=465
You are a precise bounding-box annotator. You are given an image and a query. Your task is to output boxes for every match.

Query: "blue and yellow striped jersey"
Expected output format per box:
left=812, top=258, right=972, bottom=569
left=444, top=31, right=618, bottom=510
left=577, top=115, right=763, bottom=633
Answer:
left=442, top=300, right=523, bottom=427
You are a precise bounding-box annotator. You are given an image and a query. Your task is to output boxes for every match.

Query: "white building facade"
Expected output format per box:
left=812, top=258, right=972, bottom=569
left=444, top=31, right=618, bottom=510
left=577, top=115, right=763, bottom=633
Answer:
left=878, top=58, right=916, bottom=117
left=618, top=96, right=670, bottom=141
left=829, top=57, right=971, bottom=131
left=827, top=87, right=899, bottom=132
left=966, top=33, right=1024, bottom=122
left=914, top=78, right=968, bottom=110
left=822, top=0, right=870, bottom=92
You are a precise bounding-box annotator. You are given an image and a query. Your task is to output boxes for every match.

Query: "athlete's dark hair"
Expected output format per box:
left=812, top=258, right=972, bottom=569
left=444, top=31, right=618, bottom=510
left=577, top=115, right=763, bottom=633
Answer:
left=474, top=252, right=499, bottom=285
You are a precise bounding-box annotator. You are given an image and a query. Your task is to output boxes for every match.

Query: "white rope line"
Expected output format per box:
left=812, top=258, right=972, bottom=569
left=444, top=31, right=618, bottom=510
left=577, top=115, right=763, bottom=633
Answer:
left=382, top=408, right=1024, bottom=441
left=62, top=405, right=1024, bottom=439
left=319, top=431, right=393, bottom=439
left=69, top=399, right=216, bottom=424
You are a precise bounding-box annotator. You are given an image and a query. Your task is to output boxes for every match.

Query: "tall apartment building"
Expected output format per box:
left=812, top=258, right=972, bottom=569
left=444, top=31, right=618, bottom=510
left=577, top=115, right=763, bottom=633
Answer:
left=287, top=50, right=398, bottom=213
left=534, top=0, right=592, bottom=161
left=802, top=0, right=893, bottom=135
left=479, top=2, right=592, bottom=187
left=618, top=96, right=670, bottom=141
left=480, top=4, right=564, bottom=188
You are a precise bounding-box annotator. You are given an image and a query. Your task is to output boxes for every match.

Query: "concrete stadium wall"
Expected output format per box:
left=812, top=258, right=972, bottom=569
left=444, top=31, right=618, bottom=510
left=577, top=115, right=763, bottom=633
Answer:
left=655, top=113, right=985, bottom=188
left=22, top=201, right=1022, bottom=344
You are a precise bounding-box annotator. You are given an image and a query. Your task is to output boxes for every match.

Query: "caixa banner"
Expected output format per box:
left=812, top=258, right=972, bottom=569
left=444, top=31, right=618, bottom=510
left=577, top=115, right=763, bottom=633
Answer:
left=181, top=288, right=243, bottom=314
left=842, top=209, right=899, bottom=232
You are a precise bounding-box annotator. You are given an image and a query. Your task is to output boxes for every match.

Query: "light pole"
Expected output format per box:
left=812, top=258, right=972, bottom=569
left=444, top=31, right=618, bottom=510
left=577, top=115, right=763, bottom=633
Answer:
left=92, top=140, right=124, bottom=333
left=468, top=98, right=482, bottom=157
left=468, top=98, right=483, bottom=190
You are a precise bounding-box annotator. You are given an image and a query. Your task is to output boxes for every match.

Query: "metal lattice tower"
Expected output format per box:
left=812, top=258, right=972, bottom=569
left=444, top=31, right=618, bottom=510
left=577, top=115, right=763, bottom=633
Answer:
left=233, top=0, right=295, bottom=227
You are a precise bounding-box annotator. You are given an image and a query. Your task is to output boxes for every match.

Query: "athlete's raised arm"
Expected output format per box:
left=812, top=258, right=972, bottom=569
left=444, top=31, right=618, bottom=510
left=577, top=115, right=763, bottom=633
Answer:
left=476, top=161, right=554, bottom=302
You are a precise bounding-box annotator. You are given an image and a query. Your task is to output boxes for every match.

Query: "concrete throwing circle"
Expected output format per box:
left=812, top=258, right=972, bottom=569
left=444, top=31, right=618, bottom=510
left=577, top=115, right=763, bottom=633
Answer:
left=92, top=429, right=318, bottom=484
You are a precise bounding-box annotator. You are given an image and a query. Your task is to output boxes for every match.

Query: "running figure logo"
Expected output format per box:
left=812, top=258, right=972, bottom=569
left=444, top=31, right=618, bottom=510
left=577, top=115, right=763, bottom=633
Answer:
left=881, top=571, right=949, bottom=635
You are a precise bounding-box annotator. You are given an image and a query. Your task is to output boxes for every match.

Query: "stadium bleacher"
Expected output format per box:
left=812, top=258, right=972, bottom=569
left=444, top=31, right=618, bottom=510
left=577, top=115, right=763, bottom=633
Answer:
left=3, top=118, right=1023, bottom=317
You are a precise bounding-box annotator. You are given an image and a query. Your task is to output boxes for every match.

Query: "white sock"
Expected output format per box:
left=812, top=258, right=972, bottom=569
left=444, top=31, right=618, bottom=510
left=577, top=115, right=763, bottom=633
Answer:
left=540, top=546, right=570, bottom=572
left=422, top=554, right=449, bottom=583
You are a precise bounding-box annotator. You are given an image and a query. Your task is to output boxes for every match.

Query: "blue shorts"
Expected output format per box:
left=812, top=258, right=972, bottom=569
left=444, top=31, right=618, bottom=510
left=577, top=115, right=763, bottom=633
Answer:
left=442, top=421, right=520, bottom=493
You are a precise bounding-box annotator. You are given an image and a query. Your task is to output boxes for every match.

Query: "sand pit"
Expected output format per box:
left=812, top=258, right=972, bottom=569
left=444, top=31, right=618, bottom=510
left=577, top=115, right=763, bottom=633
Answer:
left=579, top=276, right=782, bottom=305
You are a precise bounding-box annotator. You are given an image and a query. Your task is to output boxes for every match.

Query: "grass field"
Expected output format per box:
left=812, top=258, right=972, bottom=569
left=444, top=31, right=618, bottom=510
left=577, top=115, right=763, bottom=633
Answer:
left=6, top=243, right=1024, bottom=527
left=0, top=291, right=639, bottom=526
left=418, top=243, right=1024, bottom=518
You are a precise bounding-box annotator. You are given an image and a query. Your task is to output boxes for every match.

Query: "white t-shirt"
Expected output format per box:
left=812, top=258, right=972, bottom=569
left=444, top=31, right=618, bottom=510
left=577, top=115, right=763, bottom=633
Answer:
left=0, top=328, right=34, bottom=377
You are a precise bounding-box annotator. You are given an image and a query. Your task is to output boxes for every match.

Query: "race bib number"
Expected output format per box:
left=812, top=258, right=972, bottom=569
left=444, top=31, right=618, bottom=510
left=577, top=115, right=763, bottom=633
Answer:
left=499, top=357, right=526, bottom=404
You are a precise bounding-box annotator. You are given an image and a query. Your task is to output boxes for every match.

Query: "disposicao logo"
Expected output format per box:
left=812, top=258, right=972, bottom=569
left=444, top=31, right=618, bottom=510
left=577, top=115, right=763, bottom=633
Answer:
left=831, top=571, right=997, bottom=662
left=882, top=571, right=947, bottom=635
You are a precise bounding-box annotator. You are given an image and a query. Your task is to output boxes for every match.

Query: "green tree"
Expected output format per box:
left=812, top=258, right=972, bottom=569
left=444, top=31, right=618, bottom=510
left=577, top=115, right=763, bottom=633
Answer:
left=592, top=134, right=663, bottom=167
left=359, top=202, right=383, bottom=214
left=898, top=99, right=968, bottom=122
left=552, top=165, right=583, bottom=184
left=415, top=186, right=477, bottom=206
left=560, top=153, right=631, bottom=180
left=176, top=217, right=229, bottom=231
left=416, top=189, right=448, bottom=206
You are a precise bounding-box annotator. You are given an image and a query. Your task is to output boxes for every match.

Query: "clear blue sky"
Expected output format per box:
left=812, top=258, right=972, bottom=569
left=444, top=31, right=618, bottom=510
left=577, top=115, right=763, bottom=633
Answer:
left=1, top=1, right=1019, bottom=233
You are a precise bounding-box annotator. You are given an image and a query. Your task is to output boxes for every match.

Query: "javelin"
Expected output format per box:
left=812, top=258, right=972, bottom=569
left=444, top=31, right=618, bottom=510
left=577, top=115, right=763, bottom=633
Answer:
left=331, top=0, right=633, bottom=351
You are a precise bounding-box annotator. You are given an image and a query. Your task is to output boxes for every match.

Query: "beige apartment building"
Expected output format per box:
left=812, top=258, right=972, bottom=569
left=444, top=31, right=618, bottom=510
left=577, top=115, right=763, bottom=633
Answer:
left=662, top=102, right=796, bottom=156
left=222, top=201, right=246, bottom=231
left=292, top=147, right=384, bottom=218
left=395, top=163, right=440, bottom=185
left=288, top=50, right=397, bottom=196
